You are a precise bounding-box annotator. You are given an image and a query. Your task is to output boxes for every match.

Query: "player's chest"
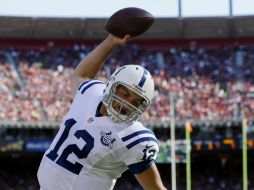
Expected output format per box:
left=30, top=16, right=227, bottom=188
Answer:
left=46, top=117, right=120, bottom=175
left=69, top=117, right=119, bottom=158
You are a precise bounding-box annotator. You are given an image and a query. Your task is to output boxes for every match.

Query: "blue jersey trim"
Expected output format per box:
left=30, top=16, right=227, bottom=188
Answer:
left=121, top=130, right=154, bottom=142
left=80, top=81, right=104, bottom=94
left=78, top=80, right=91, bottom=91
left=128, top=160, right=153, bottom=174
left=126, top=137, right=158, bottom=149
left=95, top=102, right=103, bottom=117
left=138, top=69, right=148, bottom=87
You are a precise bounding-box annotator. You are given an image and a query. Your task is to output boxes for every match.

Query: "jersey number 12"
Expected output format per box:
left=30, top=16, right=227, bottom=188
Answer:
left=46, top=118, right=94, bottom=175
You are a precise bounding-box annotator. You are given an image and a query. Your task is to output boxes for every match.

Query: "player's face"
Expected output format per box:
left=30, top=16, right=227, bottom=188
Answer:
left=112, top=85, right=144, bottom=116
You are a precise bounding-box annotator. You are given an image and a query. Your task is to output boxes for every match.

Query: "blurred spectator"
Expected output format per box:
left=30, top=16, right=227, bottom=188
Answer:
left=1, top=42, right=254, bottom=124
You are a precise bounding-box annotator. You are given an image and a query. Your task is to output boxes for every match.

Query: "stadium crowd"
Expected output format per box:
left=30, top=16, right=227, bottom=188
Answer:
left=1, top=42, right=254, bottom=125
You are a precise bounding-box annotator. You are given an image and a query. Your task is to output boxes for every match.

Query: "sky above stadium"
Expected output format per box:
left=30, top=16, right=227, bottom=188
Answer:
left=0, top=0, right=254, bottom=18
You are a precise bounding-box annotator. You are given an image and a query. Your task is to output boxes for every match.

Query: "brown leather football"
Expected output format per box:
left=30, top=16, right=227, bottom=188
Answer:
left=105, top=7, right=154, bottom=38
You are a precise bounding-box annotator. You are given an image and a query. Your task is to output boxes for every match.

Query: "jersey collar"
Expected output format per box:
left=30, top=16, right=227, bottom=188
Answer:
left=95, top=101, right=103, bottom=117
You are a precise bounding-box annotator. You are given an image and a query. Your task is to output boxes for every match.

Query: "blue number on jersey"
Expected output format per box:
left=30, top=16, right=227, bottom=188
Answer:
left=46, top=118, right=94, bottom=175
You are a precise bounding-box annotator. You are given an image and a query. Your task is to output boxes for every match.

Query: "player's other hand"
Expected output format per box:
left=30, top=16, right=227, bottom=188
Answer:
left=107, top=34, right=132, bottom=46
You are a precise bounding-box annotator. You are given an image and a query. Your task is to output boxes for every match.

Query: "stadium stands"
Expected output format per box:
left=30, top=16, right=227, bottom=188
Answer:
left=1, top=39, right=254, bottom=189
left=1, top=41, right=254, bottom=127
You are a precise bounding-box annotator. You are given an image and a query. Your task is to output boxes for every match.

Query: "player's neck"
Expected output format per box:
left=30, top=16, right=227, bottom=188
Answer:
left=100, top=104, right=109, bottom=116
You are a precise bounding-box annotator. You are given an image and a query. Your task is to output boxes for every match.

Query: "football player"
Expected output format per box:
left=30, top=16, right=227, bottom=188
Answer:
left=37, top=34, right=167, bottom=190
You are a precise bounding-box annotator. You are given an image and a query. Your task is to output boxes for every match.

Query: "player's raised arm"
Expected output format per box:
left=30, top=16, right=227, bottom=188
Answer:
left=135, top=162, right=167, bottom=190
left=70, top=34, right=131, bottom=94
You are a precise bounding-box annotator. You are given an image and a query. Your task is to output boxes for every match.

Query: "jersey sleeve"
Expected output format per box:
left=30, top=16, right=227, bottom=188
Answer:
left=76, top=79, right=105, bottom=95
left=66, top=79, right=105, bottom=118
left=119, top=127, right=159, bottom=174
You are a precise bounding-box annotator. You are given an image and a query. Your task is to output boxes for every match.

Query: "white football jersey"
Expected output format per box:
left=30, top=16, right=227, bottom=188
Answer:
left=37, top=79, right=159, bottom=190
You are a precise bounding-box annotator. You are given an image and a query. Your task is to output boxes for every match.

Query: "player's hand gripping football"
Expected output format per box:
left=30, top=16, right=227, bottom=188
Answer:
left=107, top=33, right=132, bottom=46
